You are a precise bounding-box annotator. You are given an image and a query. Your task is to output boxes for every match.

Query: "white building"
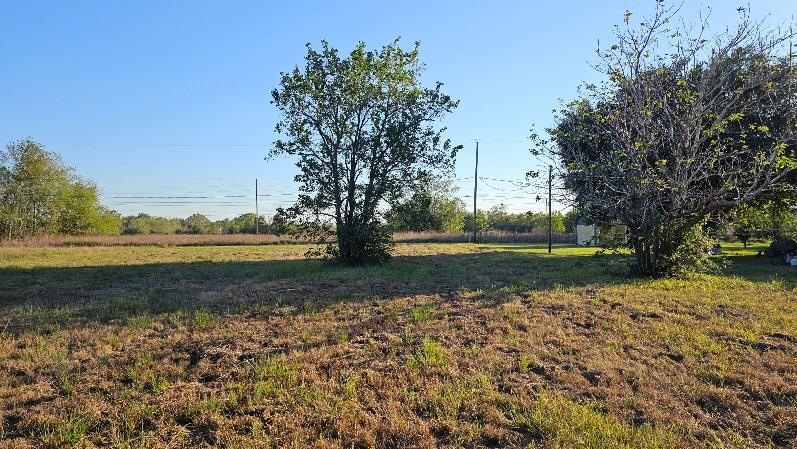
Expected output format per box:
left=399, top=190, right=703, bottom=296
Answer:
left=576, top=217, right=628, bottom=246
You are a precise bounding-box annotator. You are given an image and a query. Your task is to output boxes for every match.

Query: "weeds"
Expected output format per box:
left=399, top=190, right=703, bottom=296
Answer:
left=190, top=308, right=215, bottom=329
left=409, top=303, right=435, bottom=323
left=37, top=415, right=90, bottom=447
left=408, top=337, right=447, bottom=369
left=509, top=393, right=676, bottom=449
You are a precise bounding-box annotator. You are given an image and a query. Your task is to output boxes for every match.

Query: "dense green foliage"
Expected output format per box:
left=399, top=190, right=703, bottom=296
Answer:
left=121, top=214, right=183, bottom=235
left=728, top=201, right=797, bottom=245
left=121, top=212, right=282, bottom=235
left=482, top=204, right=566, bottom=233
left=0, top=139, right=121, bottom=239
left=270, top=39, right=460, bottom=265
left=385, top=179, right=467, bottom=232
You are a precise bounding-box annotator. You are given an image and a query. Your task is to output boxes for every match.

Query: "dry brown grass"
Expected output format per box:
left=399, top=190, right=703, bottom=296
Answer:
left=0, top=231, right=575, bottom=248
left=0, top=233, right=295, bottom=248
left=393, top=230, right=575, bottom=244
left=0, top=243, right=794, bottom=448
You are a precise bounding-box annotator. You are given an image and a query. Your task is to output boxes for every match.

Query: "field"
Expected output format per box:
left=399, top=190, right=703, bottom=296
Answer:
left=0, top=242, right=795, bottom=448
left=0, top=231, right=574, bottom=248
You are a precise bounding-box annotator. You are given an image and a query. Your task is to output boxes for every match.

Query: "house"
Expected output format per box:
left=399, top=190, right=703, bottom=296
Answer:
left=576, top=217, right=628, bottom=246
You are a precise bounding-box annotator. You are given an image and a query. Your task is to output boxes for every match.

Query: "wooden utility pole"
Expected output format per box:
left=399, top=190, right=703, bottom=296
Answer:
left=472, top=140, right=479, bottom=243
left=547, top=165, right=552, bottom=254
left=255, top=178, right=259, bottom=235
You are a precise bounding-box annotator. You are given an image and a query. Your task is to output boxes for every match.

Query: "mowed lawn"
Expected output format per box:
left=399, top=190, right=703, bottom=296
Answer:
left=0, top=243, right=795, bottom=448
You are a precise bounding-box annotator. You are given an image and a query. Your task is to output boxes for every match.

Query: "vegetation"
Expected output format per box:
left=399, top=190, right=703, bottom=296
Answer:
left=385, top=181, right=574, bottom=236
left=0, top=139, right=121, bottom=240
left=2, top=5, right=796, bottom=449
left=0, top=242, right=794, bottom=448
left=728, top=201, right=797, bottom=246
left=482, top=204, right=566, bottom=234
left=544, top=5, right=797, bottom=276
left=121, top=213, right=278, bottom=236
left=270, top=39, right=461, bottom=265
left=385, top=179, right=468, bottom=233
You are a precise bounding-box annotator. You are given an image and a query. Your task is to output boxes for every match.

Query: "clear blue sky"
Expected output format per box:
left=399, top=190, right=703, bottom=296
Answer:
left=1, top=1, right=794, bottom=219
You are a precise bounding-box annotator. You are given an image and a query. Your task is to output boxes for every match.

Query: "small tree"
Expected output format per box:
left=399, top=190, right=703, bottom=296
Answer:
left=385, top=177, right=467, bottom=233
left=385, top=191, right=438, bottom=232
left=544, top=4, right=796, bottom=276
left=181, top=213, right=216, bottom=234
left=270, top=39, right=460, bottom=264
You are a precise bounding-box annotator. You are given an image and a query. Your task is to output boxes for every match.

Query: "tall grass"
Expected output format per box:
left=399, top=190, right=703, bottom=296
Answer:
left=0, top=234, right=295, bottom=248
left=393, top=230, right=576, bottom=244
left=1, top=230, right=575, bottom=248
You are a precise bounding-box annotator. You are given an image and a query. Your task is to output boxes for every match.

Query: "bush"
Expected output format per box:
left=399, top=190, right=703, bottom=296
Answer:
left=661, top=222, right=720, bottom=277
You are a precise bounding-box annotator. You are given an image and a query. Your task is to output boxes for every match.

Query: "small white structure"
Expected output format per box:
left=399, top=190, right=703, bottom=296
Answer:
left=576, top=219, right=598, bottom=246
left=576, top=217, right=628, bottom=246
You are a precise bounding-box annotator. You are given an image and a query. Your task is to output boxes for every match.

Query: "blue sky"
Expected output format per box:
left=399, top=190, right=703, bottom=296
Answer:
left=1, top=1, right=794, bottom=219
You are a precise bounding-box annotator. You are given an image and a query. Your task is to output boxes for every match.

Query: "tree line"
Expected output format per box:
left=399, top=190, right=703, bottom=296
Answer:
left=0, top=139, right=572, bottom=239
left=382, top=179, right=574, bottom=234
left=0, top=140, right=298, bottom=238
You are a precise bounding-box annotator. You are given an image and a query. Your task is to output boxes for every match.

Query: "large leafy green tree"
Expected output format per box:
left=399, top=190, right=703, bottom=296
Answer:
left=56, top=181, right=121, bottom=235
left=0, top=139, right=121, bottom=239
left=385, top=191, right=438, bottom=232
left=270, top=39, right=460, bottom=264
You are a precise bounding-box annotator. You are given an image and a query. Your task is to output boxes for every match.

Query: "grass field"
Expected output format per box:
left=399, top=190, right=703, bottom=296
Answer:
left=0, top=242, right=795, bottom=448
left=0, top=231, right=574, bottom=248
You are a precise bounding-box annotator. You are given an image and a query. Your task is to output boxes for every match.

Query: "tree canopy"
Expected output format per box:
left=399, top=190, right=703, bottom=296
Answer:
left=385, top=178, right=467, bottom=233
left=270, top=39, right=460, bottom=264
left=544, top=5, right=797, bottom=275
left=0, top=139, right=121, bottom=239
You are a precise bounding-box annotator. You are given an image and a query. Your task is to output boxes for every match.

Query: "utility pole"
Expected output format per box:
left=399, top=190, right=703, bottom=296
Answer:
left=548, top=165, right=553, bottom=254
left=472, top=140, right=479, bottom=243
left=255, top=178, right=259, bottom=235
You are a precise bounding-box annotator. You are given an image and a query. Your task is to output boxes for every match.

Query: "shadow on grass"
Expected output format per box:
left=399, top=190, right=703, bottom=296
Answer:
left=0, top=249, right=622, bottom=318
left=0, top=246, right=791, bottom=330
left=721, top=255, right=797, bottom=287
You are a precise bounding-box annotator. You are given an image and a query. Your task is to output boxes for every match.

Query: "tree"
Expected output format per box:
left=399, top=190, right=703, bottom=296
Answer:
left=385, top=177, right=467, bottom=233
left=0, top=139, right=121, bottom=239
left=270, top=39, right=460, bottom=264
left=464, top=210, right=490, bottom=235
left=385, top=190, right=438, bottom=232
left=122, top=214, right=182, bottom=235
left=56, top=181, right=121, bottom=235
left=180, top=213, right=216, bottom=234
left=219, top=213, right=269, bottom=234
left=729, top=200, right=797, bottom=245
left=545, top=4, right=797, bottom=276
left=435, top=196, right=467, bottom=233
left=563, top=209, right=581, bottom=233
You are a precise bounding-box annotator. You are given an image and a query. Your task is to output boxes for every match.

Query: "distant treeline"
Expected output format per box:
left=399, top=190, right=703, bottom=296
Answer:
left=382, top=179, right=580, bottom=234
left=120, top=212, right=291, bottom=235
left=121, top=207, right=579, bottom=236
left=0, top=140, right=295, bottom=240
left=1, top=139, right=580, bottom=240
